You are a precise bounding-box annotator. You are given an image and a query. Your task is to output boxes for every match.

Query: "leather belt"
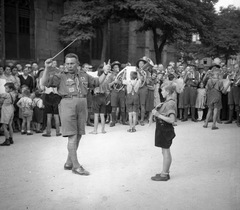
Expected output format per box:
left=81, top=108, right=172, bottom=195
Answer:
left=62, top=94, right=86, bottom=99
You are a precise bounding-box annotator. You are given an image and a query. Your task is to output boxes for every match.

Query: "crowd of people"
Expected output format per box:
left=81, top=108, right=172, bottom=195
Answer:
left=0, top=56, right=239, bottom=146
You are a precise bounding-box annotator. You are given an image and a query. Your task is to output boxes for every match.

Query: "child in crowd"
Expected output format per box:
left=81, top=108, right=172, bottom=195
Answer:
left=17, top=88, right=33, bottom=135
left=122, top=70, right=142, bottom=132
left=0, top=82, right=16, bottom=146
left=150, top=81, right=177, bottom=181
left=32, top=90, right=44, bottom=133
left=195, top=82, right=206, bottom=121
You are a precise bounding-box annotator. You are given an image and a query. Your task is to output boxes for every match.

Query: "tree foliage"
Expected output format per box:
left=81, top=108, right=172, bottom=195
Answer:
left=59, top=0, right=217, bottom=63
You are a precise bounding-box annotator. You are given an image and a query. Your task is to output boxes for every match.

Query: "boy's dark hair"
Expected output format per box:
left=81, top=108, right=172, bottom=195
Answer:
left=130, top=71, right=138, bottom=80
left=35, top=90, right=42, bottom=98
left=22, top=89, right=31, bottom=97
left=4, top=82, right=15, bottom=91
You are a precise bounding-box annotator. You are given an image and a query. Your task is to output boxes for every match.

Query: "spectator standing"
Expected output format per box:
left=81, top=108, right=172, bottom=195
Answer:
left=0, top=82, right=16, bottom=146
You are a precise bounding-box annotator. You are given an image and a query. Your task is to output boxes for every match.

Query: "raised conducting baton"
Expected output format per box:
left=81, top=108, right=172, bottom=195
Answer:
left=51, top=37, right=79, bottom=60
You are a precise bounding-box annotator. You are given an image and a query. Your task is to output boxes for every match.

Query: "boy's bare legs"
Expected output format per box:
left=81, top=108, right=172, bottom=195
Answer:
left=54, top=114, right=61, bottom=135
left=21, top=118, right=26, bottom=132
left=161, top=148, right=172, bottom=176
left=212, top=108, right=219, bottom=129
left=26, top=119, right=31, bottom=133
left=90, top=113, right=99, bottom=134
left=2, top=124, right=9, bottom=139
left=132, top=112, right=137, bottom=130
left=203, top=109, right=212, bottom=127
left=100, top=113, right=106, bottom=133
left=128, top=112, right=133, bottom=130
left=46, top=113, right=52, bottom=134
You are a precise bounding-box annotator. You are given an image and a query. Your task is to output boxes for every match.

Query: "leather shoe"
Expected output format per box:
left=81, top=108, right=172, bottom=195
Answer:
left=72, top=166, right=90, bottom=176
left=56, top=133, right=62, bottom=136
left=0, top=139, right=10, bottom=146
left=64, top=163, right=73, bottom=170
left=110, top=122, right=115, bottom=127
left=42, top=133, right=51, bottom=137
left=151, top=174, right=170, bottom=181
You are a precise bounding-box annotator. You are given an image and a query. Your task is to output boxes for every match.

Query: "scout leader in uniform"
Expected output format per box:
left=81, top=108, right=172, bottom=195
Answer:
left=41, top=53, right=111, bottom=176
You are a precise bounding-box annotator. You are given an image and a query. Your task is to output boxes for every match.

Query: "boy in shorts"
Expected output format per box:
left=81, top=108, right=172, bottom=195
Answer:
left=122, top=70, right=142, bottom=132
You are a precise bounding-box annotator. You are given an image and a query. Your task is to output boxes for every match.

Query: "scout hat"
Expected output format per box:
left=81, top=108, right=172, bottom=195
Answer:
left=111, top=61, right=121, bottom=69
left=136, top=57, right=148, bottom=68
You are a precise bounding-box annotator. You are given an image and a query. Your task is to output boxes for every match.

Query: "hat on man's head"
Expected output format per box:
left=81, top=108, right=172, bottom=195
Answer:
left=210, top=57, right=221, bottom=69
left=111, top=61, right=121, bottom=69
left=136, top=57, right=148, bottom=68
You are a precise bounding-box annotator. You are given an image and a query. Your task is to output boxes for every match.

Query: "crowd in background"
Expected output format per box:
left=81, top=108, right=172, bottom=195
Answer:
left=0, top=56, right=239, bottom=145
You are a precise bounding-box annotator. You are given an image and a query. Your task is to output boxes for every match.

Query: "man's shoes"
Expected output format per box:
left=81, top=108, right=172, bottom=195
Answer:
left=72, top=166, right=90, bottom=176
left=191, top=118, right=197, bottom=122
left=21, top=131, right=27, bottom=135
left=181, top=118, right=188, bottom=122
left=64, top=163, right=73, bottom=170
left=27, top=132, right=33, bottom=135
left=0, top=139, right=10, bottom=146
left=42, top=133, right=51, bottom=137
left=110, top=122, right=115, bottom=127
left=224, top=120, right=232, bottom=124
left=212, top=126, right=219, bottom=130
left=151, top=174, right=170, bottom=181
left=122, top=121, right=128, bottom=125
left=56, top=133, right=62, bottom=136
left=140, top=121, right=145, bottom=126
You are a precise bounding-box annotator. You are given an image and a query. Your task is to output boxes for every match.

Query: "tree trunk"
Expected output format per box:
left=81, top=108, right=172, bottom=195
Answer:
left=100, top=23, right=108, bottom=63
left=152, top=28, right=168, bottom=64
left=152, top=28, right=161, bottom=64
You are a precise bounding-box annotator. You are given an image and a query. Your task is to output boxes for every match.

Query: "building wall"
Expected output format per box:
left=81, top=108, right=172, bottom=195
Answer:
left=34, top=0, right=64, bottom=66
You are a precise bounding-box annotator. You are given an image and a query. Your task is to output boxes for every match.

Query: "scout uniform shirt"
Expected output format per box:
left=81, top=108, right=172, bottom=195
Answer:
left=47, top=71, right=99, bottom=97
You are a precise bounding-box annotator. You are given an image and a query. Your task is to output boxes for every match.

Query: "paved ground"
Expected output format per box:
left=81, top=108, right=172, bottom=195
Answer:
left=0, top=120, right=239, bottom=210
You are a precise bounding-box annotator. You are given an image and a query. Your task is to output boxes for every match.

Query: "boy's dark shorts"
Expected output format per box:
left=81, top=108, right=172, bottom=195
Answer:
left=44, top=93, right=61, bottom=114
left=92, top=94, right=106, bottom=114
left=126, top=93, right=139, bottom=113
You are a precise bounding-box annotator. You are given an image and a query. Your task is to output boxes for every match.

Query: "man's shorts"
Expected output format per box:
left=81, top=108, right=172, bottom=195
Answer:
left=59, top=97, right=87, bottom=137
left=92, top=94, right=106, bottom=114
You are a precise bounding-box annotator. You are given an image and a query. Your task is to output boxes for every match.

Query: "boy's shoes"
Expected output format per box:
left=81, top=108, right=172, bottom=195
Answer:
left=42, top=133, right=51, bottom=137
left=35, top=130, right=43, bottom=133
left=64, top=163, right=73, bottom=170
left=27, top=132, right=33, bottom=135
left=110, top=122, right=115, bottom=127
left=0, top=139, right=10, bottom=146
left=212, top=126, right=219, bottom=130
left=140, top=121, right=145, bottom=126
left=21, top=131, right=27, bottom=135
left=56, top=133, right=62, bottom=136
left=151, top=174, right=170, bottom=181
left=181, top=118, right=188, bottom=122
left=72, top=166, right=90, bottom=176
left=9, top=137, right=14, bottom=144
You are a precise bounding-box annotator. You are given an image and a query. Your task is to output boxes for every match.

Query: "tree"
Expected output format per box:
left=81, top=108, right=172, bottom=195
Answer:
left=59, top=0, right=134, bottom=63
left=59, top=0, right=217, bottom=64
left=126, top=0, right=217, bottom=64
left=212, top=6, right=240, bottom=62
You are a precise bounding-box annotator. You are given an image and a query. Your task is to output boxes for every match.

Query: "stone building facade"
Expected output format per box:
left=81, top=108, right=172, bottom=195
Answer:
left=0, top=0, right=176, bottom=68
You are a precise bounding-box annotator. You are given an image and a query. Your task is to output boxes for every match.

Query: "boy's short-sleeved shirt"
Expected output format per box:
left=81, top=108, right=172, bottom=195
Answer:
left=47, top=71, right=99, bottom=97
left=158, top=98, right=176, bottom=117
left=123, top=79, right=141, bottom=94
